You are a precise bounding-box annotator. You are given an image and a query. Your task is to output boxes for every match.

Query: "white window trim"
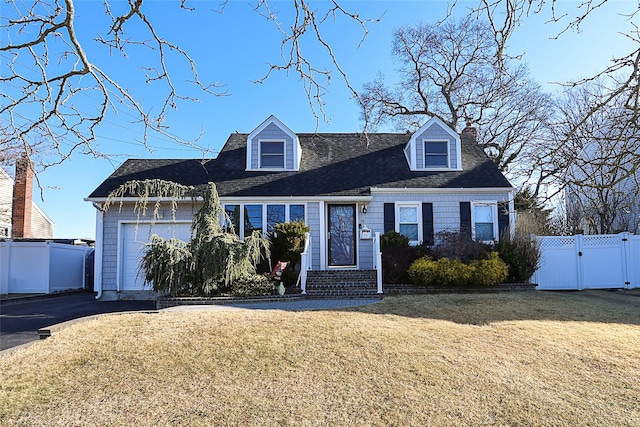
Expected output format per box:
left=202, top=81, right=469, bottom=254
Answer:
left=471, top=201, right=499, bottom=243
left=395, top=202, right=423, bottom=245
left=423, top=139, right=451, bottom=170
left=258, top=139, right=286, bottom=170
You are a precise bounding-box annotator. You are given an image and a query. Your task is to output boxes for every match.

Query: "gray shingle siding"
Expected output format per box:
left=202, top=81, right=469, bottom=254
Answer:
left=361, top=191, right=511, bottom=244
left=414, top=122, right=458, bottom=169
left=250, top=122, right=295, bottom=170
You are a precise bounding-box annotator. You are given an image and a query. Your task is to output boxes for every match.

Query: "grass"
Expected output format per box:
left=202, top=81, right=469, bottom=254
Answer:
left=1, top=290, right=639, bottom=426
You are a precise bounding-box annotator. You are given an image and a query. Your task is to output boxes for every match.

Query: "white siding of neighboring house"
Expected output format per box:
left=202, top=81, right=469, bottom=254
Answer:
left=0, top=168, right=55, bottom=238
left=31, top=204, right=55, bottom=238
left=0, top=169, right=13, bottom=236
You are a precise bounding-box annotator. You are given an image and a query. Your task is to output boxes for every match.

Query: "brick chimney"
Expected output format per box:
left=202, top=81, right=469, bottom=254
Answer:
left=12, top=153, right=33, bottom=238
left=461, top=120, right=478, bottom=143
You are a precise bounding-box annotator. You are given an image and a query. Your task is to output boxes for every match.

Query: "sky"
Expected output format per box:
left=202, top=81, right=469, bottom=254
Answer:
left=4, top=0, right=638, bottom=239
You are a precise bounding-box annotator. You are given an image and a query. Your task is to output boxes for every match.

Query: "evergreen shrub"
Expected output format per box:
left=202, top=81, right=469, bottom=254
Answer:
left=380, top=231, right=424, bottom=284
left=408, top=252, right=508, bottom=287
left=231, top=275, right=274, bottom=297
left=269, top=221, right=311, bottom=286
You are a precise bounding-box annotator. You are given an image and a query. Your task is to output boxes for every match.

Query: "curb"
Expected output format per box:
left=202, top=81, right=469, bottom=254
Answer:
left=0, top=310, right=159, bottom=357
left=37, top=310, right=160, bottom=340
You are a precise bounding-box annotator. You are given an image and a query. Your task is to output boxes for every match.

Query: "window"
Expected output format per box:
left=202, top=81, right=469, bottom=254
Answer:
left=223, top=203, right=306, bottom=239
left=473, top=203, right=497, bottom=242
left=260, top=140, right=285, bottom=168
left=397, top=204, right=421, bottom=244
left=224, top=205, right=240, bottom=234
left=289, top=204, right=305, bottom=222
left=244, top=205, right=263, bottom=235
left=424, top=140, right=448, bottom=168
left=266, top=204, right=286, bottom=233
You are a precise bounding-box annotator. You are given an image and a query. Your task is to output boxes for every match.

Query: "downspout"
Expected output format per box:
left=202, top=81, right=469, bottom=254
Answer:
left=93, top=203, right=104, bottom=299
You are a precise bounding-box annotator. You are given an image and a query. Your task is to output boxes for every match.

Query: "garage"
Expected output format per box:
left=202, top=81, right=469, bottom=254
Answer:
left=120, top=222, right=192, bottom=291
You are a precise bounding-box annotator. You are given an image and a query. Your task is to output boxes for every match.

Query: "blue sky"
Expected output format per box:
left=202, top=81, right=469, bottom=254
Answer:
left=13, top=0, right=637, bottom=239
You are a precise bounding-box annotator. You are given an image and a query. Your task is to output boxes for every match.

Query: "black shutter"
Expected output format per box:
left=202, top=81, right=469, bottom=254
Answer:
left=383, top=203, right=395, bottom=234
left=498, top=201, right=510, bottom=240
left=460, top=202, right=472, bottom=239
left=422, top=203, right=434, bottom=245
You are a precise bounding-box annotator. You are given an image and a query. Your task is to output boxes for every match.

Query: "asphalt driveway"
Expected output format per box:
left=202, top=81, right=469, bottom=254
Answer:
left=0, top=292, right=155, bottom=351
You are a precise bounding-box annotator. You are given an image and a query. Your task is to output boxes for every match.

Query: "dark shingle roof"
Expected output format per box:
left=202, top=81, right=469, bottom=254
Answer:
left=88, top=133, right=511, bottom=198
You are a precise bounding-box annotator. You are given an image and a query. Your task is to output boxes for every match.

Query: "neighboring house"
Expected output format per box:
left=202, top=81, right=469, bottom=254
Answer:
left=87, top=116, right=514, bottom=300
left=564, top=146, right=640, bottom=235
left=0, top=157, right=55, bottom=239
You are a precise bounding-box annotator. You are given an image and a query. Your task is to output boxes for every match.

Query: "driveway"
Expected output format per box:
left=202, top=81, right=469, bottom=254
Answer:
left=0, top=292, right=155, bottom=351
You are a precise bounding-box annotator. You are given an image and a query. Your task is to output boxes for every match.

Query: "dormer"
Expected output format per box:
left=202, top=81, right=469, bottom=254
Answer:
left=404, top=116, right=462, bottom=171
left=246, top=116, right=301, bottom=171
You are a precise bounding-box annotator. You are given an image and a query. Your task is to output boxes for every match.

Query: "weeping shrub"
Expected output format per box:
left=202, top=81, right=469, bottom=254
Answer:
left=139, top=235, right=192, bottom=296
left=108, top=180, right=271, bottom=297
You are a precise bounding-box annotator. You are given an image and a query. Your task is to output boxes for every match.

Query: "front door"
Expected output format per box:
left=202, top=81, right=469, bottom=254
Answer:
left=328, top=204, right=356, bottom=267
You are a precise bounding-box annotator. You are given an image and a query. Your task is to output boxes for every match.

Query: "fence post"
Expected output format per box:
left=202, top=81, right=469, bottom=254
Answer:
left=622, top=232, right=631, bottom=289
left=374, top=232, right=382, bottom=294
left=576, top=234, right=584, bottom=290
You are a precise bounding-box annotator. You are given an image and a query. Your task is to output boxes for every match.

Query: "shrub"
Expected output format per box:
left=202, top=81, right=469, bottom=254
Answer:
left=380, top=231, right=423, bottom=284
left=408, top=252, right=508, bottom=287
left=470, top=252, right=509, bottom=286
left=231, top=274, right=274, bottom=297
left=383, top=247, right=418, bottom=283
left=408, top=257, right=473, bottom=287
left=269, top=221, right=311, bottom=286
left=431, top=230, right=492, bottom=262
left=495, top=235, right=540, bottom=283
left=381, top=231, right=410, bottom=249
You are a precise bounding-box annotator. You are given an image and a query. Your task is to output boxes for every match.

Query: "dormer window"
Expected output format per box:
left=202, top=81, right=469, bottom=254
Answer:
left=404, top=116, right=462, bottom=171
left=424, top=140, right=448, bottom=168
left=260, top=140, right=285, bottom=168
left=246, top=116, right=301, bottom=171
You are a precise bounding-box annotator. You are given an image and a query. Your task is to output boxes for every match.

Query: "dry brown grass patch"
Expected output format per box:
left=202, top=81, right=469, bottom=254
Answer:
left=1, top=291, right=639, bottom=426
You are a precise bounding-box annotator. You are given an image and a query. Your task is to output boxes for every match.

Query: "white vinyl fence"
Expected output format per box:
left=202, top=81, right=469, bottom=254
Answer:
left=0, top=241, right=93, bottom=294
left=533, top=233, right=640, bottom=290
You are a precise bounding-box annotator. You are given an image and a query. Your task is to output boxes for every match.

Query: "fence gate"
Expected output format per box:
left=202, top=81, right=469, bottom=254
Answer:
left=534, top=233, right=638, bottom=290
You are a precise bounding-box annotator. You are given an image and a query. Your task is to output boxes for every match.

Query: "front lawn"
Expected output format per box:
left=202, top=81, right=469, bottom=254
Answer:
left=1, top=291, right=639, bottom=426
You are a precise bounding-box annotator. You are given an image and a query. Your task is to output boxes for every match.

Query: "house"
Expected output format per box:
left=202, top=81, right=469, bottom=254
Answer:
left=87, top=116, right=514, bottom=300
left=0, top=155, right=55, bottom=239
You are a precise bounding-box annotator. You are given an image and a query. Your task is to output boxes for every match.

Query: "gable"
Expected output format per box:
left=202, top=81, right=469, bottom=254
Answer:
left=245, top=115, right=301, bottom=171
left=406, top=117, right=462, bottom=171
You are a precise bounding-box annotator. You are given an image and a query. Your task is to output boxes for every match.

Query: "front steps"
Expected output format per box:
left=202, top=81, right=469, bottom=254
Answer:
left=304, top=270, right=381, bottom=299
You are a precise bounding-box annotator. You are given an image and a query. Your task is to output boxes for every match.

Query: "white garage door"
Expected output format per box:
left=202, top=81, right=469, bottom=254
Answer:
left=120, top=222, right=192, bottom=291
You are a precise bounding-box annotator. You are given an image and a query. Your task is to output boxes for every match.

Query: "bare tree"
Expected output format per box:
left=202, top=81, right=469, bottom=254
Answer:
left=472, top=0, right=640, bottom=170
left=558, top=79, right=640, bottom=234
left=1, top=0, right=378, bottom=171
left=360, top=16, right=554, bottom=178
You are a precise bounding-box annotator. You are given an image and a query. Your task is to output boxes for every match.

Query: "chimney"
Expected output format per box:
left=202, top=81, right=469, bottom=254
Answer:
left=461, top=120, right=478, bottom=143
left=12, top=153, right=33, bottom=238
